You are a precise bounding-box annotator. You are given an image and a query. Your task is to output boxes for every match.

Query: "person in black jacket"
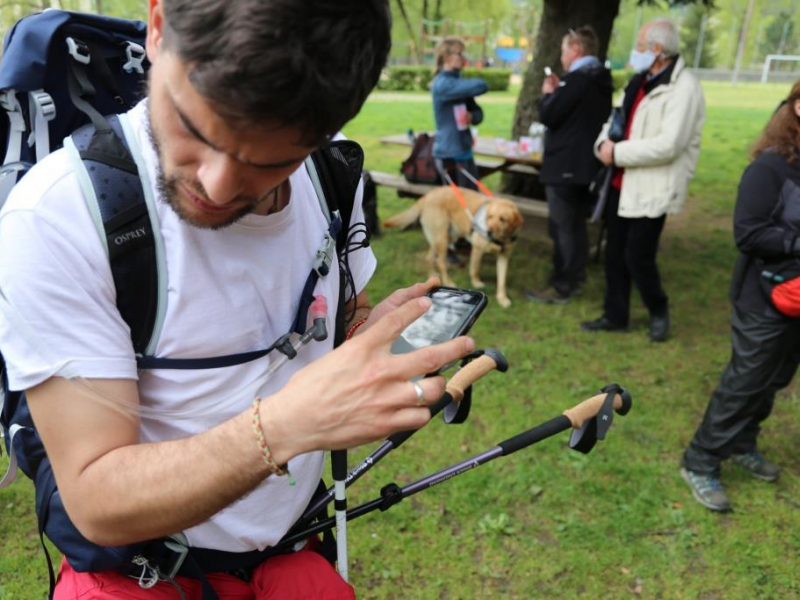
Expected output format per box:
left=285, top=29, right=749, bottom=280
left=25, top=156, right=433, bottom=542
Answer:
left=526, top=26, right=612, bottom=304
left=680, top=79, right=800, bottom=512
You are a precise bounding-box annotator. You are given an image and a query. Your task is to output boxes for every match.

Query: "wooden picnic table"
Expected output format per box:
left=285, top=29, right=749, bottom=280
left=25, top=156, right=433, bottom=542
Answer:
left=379, top=133, right=542, bottom=177
left=373, top=132, right=548, bottom=215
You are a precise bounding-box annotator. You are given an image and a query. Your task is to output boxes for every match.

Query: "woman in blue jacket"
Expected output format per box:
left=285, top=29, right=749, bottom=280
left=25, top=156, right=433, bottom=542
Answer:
left=431, top=37, right=488, bottom=189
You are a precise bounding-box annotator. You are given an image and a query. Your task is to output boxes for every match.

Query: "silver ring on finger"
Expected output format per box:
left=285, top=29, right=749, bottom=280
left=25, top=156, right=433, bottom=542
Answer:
left=411, top=380, right=425, bottom=406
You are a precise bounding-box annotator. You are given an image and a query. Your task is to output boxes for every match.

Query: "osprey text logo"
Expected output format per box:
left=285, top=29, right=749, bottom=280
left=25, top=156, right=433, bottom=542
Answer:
left=114, top=226, right=148, bottom=247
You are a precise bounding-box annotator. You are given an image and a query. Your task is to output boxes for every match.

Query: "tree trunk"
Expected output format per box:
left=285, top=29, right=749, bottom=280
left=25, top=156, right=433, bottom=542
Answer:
left=434, top=0, right=443, bottom=34
left=394, top=0, right=420, bottom=64
left=505, top=0, right=621, bottom=196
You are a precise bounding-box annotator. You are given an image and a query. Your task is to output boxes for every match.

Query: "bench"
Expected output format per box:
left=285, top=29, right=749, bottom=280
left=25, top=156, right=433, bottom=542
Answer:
left=368, top=170, right=550, bottom=220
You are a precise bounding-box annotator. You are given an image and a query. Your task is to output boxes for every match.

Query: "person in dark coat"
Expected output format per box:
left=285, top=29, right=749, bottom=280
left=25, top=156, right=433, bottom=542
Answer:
left=526, top=26, right=612, bottom=304
left=680, top=79, right=800, bottom=512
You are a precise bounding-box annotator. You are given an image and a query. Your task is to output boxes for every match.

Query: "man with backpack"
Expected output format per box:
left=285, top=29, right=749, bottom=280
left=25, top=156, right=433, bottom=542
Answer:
left=0, top=1, right=473, bottom=598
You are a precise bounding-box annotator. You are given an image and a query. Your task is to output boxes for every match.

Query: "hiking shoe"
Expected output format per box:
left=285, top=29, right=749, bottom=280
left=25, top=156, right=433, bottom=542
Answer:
left=680, top=467, right=732, bottom=512
left=580, top=316, right=628, bottom=332
left=731, top=451, right=780, bottom=482
left=525, top=286, right=573, bottom=305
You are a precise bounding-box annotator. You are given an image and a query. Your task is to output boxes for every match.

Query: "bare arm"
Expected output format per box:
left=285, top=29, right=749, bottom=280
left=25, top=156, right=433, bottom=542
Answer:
left=27, top=279, right=467, bottom=547
left=27, top=377, right=271, bottom=546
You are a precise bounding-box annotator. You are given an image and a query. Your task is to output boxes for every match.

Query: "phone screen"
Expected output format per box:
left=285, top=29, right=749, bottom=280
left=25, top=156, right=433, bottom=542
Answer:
left=544, top=66, right=552, bottom=77
left=391, top=287, right=487, bottom=355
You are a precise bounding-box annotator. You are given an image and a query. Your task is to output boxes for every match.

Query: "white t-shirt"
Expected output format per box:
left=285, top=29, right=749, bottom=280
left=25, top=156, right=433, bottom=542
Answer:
left=0, top=101, right=376, bottom=552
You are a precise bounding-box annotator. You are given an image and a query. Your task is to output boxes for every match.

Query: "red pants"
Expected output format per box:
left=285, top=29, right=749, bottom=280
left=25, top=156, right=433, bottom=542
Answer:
left=53, top=544, right=355, bottom=599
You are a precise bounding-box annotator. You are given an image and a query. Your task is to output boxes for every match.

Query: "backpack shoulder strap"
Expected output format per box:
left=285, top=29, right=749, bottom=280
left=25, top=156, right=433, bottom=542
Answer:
left=304, top=141, right=366, bottom=347
left=63, top=114, right=166, bottom=356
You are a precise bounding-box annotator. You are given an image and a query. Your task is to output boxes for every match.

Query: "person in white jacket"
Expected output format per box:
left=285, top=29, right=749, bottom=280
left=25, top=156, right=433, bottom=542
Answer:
left=582, top=18, right=705, bottom=342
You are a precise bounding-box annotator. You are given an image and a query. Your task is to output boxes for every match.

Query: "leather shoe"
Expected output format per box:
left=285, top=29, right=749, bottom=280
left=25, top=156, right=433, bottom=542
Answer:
left=649, top=310, right=670, bottom=342
left=581, top=316, right=627, bottom=332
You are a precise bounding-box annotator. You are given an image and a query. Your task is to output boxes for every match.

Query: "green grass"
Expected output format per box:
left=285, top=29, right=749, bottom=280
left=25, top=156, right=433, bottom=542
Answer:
left=2, top=81, right=799, bottom=599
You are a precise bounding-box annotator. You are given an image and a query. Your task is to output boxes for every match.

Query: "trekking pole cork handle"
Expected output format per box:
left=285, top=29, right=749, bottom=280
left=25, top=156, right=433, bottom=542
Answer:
left=446, top=348, right=509, bottom=403
left=562, top=384, right=632, bottom=429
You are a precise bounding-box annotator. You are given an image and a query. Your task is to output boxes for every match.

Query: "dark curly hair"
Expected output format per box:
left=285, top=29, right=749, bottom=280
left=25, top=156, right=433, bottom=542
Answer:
left=752, top=78, right=800, bottom=165
left=161, top=0, right=391, bottom=146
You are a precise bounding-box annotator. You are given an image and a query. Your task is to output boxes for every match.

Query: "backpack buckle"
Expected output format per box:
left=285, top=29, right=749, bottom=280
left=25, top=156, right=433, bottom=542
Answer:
left=0, top=90, right=25, bottom=133
left=313, top=231, right=336, bottom=277
left=123, top=41, right=146, bottom=75
left=66, top=37, right=91, bottom=65
left=159, top=535, right=190, bottom=581
left=30, top=91, right=56, bottom=121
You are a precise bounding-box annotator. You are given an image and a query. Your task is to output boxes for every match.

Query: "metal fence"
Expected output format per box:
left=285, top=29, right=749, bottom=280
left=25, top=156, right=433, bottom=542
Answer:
left=693, top=67, right=799, bottom=83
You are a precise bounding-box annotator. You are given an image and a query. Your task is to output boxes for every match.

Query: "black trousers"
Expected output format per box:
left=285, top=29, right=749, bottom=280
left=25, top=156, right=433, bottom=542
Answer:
left=435, top=157, right=478, bottom=191
left=682, top=304, right=800, bottom=476
left=546, top=184, right=592, bottom=295
left=603, top=188, right=669, bottom=326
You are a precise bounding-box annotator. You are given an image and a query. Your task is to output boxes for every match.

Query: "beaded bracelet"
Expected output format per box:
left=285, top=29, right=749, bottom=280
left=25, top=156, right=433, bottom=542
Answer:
left=346, top=317, right=368, bottom=341
left=251, top=397, right=295, bottom=486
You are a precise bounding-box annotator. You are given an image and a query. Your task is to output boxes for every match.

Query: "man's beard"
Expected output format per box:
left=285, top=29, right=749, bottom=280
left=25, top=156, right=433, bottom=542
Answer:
left=156, top=172, right=256, bottom=230
left=147, top=113, right=263, bottom=230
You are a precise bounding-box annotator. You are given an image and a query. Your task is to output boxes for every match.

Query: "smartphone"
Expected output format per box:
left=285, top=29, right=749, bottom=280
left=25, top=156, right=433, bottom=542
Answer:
left=390, top=287, right=487, bottom=356
left=544, top=66, right=552, bottom=77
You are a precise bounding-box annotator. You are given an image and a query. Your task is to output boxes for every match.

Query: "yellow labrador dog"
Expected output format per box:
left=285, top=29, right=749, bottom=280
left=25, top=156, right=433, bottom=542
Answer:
left=384, top=186, right=524, bottom=308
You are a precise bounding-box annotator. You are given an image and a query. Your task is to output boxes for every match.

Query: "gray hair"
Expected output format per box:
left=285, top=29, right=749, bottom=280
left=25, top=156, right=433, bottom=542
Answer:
left=645, top=19, right=680, bottom=57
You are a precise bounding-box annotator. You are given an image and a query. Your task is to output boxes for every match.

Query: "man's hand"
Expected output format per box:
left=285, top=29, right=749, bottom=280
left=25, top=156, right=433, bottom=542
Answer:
left=599, top=140, right=615, bottom=166
left=356, top=277, right=440, bottom=336
left=541, top=74, right=559, bottom=95
left=262, top=290, right=474, bottom=459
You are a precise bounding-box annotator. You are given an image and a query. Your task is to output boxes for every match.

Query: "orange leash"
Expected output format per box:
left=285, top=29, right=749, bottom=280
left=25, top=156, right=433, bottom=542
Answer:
left=451, top=162, right=494, bottom=198
left=473, top=178, right=494, bottom=198
left=448, top=180, right=469, bottom=210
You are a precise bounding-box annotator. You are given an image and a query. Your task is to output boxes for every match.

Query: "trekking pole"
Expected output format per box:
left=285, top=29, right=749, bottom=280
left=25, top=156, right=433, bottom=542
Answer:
left=277, top=384, right=632, bottom=550
left=328, top=346, right=505, bottom=581
left=331, top=448, right=349, bottom=580
left=454, top=163, right=495, bottom=197
left=439, top=168, right=474, bottom=219
left=293, top=349, right=508, bottom=534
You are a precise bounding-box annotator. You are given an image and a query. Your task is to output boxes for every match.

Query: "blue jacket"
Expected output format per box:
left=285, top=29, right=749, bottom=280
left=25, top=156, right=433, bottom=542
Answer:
left=431, top=70, right=488, bottom=159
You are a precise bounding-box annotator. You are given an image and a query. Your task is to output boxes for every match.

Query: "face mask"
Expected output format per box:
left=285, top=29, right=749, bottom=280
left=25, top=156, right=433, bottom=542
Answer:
left=629, top=49, right=657, bottom=73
